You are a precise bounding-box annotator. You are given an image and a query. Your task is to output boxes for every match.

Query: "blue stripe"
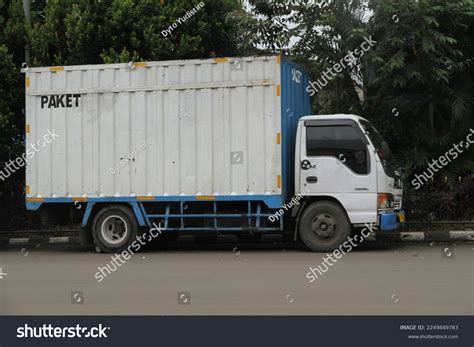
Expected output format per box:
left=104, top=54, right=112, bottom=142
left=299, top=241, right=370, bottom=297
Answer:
left=27, top=194, right=284, bottom=210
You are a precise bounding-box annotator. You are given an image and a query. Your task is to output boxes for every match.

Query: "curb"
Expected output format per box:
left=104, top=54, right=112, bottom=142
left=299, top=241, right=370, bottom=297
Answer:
left=449, top=231, right=474, bottom=241
left=0, top=231, right=473, bottom=246
left=3, top=235, right=78, bottom=246
left=378, top=230, right=474, bottom=242
left=8, top=236, right=73, bottom=245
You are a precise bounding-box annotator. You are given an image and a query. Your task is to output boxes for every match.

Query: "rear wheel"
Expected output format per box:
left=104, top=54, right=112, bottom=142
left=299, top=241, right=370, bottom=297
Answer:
left=299, top=201, right=351, bottom=252
left=91, top=205, right=138, bottom=253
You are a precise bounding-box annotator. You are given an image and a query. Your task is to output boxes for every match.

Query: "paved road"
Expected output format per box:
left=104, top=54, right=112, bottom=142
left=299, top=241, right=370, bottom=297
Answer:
left=0, top=242, right=472, bottom=315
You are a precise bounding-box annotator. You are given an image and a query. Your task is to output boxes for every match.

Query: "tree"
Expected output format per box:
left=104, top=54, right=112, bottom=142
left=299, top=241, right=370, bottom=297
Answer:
left=0, top=44, right=20, bottom=164
left=366, top=0, right=474, bottom=186
left=26, top=0, right=244, bottom=66
left=239, top=0, right=372, bottom=113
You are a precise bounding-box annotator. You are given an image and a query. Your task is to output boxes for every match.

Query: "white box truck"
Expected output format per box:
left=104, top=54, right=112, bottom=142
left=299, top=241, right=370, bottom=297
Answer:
left=23, top=55, right=404, bottom=253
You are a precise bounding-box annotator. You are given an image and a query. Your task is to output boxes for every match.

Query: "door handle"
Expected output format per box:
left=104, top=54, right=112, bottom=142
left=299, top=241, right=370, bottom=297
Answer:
left=306, top=176, right=318, bottom=184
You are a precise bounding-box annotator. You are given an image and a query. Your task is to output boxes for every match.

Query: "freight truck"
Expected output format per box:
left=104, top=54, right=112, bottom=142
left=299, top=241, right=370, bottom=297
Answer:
left=22, top=55, right=404, bottom=253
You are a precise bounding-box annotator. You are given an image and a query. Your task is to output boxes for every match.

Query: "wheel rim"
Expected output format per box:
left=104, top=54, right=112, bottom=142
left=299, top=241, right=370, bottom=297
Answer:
left=101, top=215, right=128, bottom=244
left=311, top=213, right=337, bottom=240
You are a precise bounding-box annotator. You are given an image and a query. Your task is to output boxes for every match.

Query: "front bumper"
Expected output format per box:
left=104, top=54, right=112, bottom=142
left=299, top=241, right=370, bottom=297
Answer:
left=379, top=210, right=405, bottom=231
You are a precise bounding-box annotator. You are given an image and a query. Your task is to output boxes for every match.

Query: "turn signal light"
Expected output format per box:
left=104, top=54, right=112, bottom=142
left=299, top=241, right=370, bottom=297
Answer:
left=378, top=193, right=394, bottom=210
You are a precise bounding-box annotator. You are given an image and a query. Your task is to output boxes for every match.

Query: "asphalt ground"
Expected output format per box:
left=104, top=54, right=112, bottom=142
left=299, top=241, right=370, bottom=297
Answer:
left=0, top=239, right=472, bottom=315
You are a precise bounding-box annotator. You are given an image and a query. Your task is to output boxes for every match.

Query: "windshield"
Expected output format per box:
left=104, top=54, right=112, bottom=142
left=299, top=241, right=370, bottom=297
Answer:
left=359, top=120, right=399, bottom=178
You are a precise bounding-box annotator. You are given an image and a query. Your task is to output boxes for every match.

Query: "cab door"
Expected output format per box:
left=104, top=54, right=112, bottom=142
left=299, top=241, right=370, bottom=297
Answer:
left=298, top=119, right=377, bottom=224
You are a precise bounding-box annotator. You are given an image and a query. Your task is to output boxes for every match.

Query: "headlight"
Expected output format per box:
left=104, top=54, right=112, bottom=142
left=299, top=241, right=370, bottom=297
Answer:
left=378, top=193, right=394, bottom=209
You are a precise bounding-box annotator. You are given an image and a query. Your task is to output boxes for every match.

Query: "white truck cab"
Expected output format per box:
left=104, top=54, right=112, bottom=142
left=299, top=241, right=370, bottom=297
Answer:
left=294, top=114, right=404, bottom=251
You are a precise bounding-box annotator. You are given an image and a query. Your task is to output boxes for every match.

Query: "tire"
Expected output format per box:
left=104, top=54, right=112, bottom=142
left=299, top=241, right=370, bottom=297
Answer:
left=299, top=201, right=351, bottom=252
left=91, top=205, right=138, bottom=253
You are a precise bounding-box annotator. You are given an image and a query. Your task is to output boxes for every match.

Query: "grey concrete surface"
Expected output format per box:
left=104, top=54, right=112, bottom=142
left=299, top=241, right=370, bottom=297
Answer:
left=0, top=242, right=472, bottom=315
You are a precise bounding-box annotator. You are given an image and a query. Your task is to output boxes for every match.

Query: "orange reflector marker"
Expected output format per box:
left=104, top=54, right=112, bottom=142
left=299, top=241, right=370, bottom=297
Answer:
left=276, top=55, right=281, bottom=65
left=277, top=175, right=281, bottom=189
left=213, top=57, right=229, bottom=63
left=26, top=198, right=44, bottom=203
left=49, top=66, right=65, bottom=72
left=276, top=132, right=281, bottom=145
left=196, top=195, right=216, bottom=201
left=25, top=124, right=30, bottom=134
left=137, top=196, right=155, bottom=201
left=72, top=197, right=88, bottom=202
left=25, top=77, right=30, bottom=88
left=25, top=185, right=30, bottom=194
left=134, top=62, right=147, bottom=68
left=276, top=84, right=281, bottom=96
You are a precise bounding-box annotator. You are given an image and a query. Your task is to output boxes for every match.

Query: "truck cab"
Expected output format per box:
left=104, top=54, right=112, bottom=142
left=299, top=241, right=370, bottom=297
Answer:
left=294, top=114, right=404, bottom=251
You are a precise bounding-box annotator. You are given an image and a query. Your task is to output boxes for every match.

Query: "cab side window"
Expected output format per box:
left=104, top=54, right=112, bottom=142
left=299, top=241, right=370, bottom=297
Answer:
left=306, top=125, right=369, bottom=175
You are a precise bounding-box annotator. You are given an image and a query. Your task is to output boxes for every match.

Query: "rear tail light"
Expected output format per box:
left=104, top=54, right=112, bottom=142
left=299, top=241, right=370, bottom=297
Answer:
left=378, top=193, right=394, bottom=209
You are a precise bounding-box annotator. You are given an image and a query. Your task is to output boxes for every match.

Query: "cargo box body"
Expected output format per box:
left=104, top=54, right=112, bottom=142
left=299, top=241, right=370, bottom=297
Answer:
left=25, top=56, right=311, bottom=209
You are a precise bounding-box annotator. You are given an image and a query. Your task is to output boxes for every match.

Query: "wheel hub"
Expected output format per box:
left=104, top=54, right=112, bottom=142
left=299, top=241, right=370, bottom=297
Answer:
left=312, top=214, right=336, bottom=238
left=101, top=215, right=128, bottom=244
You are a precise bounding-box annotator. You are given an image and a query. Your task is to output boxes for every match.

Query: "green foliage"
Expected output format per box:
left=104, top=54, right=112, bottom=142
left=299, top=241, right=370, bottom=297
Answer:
left=0, top=1, right=29, bottom=163
left=26, top=0, right=242, bottom=66
left=243, top=0, right=371, bottom=114
left=0, top=45, right=20, bottom=160
left=366, top=0, right=474, bottom=186
left=1, top=0, right=28, bottom=66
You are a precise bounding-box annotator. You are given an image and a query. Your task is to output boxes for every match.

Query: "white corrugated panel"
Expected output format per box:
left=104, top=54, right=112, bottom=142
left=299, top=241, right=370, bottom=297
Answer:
left=25, top=56, right=282, bottom=198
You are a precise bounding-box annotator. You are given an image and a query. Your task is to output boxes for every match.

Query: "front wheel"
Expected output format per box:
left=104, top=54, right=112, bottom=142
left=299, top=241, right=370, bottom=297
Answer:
left=299, top=201, right=351, bottom=252
left=91, top=205, right=138, bottom=253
